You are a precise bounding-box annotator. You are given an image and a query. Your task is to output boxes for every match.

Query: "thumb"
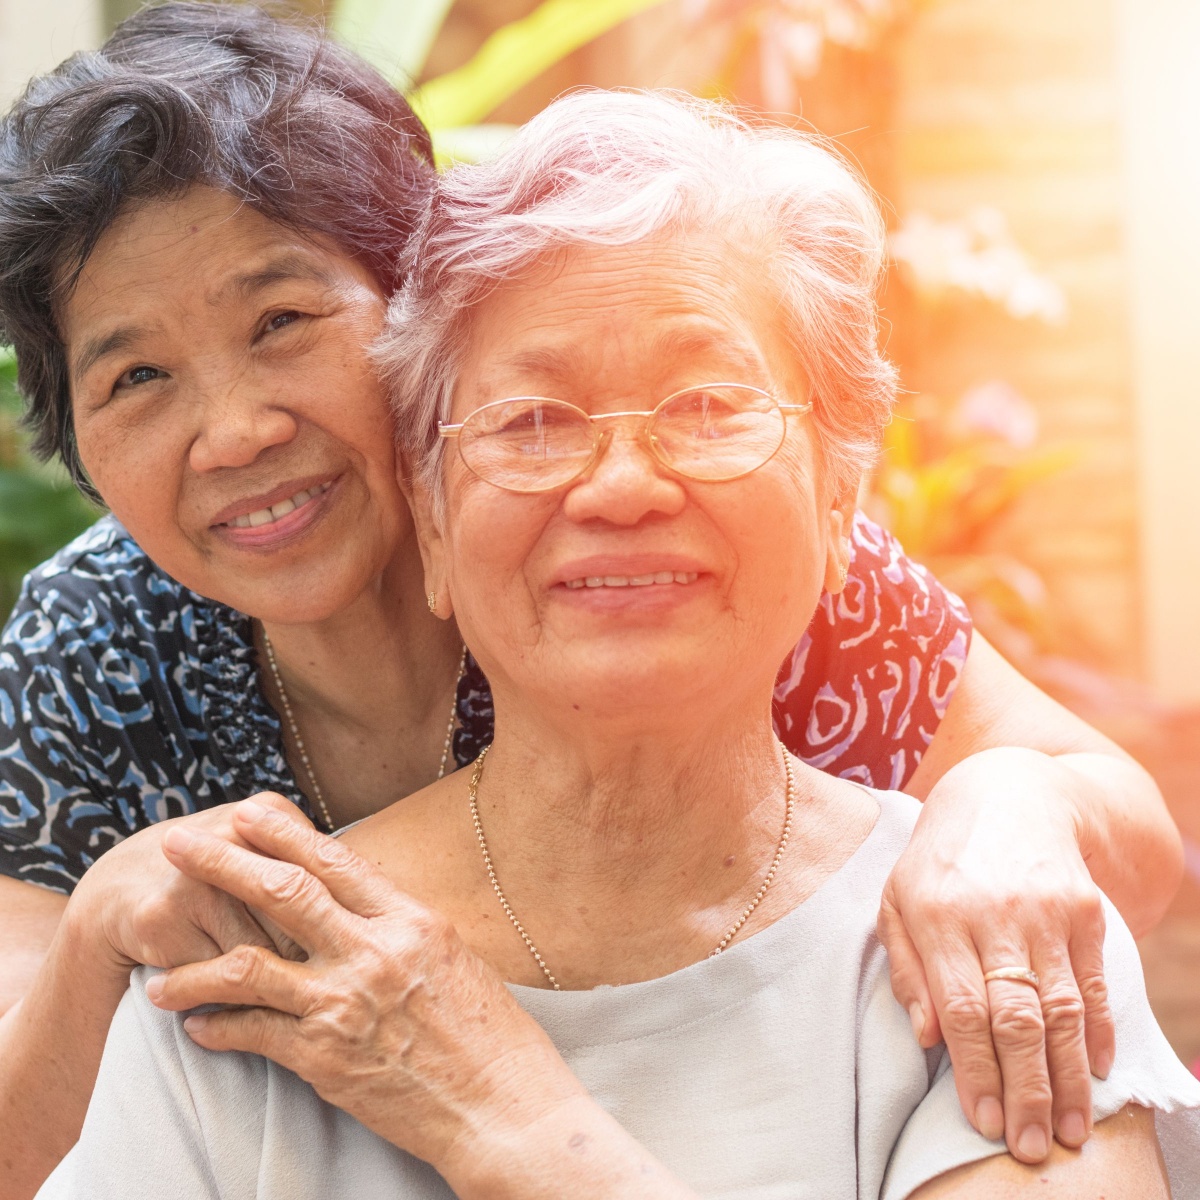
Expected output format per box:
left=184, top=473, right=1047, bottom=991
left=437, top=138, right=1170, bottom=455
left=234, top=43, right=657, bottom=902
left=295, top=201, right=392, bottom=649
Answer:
left=878, top=890, right=940, bottom=1048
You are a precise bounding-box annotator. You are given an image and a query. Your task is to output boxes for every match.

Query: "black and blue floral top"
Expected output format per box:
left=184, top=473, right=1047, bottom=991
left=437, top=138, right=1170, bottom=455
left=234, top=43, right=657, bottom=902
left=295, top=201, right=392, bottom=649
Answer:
left=0, top=512, right=970, bottom=893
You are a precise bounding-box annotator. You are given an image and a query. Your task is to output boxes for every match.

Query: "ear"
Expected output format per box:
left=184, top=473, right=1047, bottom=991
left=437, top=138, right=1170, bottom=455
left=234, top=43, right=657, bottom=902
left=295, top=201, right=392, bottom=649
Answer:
left=407, top=470, right=452, bottom=620
left=823, top=478, right=859, bottom=595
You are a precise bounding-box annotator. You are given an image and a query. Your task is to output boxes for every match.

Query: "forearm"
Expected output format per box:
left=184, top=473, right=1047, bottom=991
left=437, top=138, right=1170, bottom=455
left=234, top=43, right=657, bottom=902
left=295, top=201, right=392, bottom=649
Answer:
left=1053, top=750, right=1181, bottom=937
left=445, top=1094, right=697, bottom=1200
left=0, top=909, right=132, bottom=1200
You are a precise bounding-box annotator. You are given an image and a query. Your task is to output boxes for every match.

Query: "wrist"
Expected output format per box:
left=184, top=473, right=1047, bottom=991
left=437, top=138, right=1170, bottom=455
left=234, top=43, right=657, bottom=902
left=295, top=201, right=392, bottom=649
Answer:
left=444, top=1092, right=682, bottom=1200
left=61, top=866, right=141, bottom=983
left=930, top=746, right=1088, bottom=835
left=439, top=1073, right=590, bottom=1198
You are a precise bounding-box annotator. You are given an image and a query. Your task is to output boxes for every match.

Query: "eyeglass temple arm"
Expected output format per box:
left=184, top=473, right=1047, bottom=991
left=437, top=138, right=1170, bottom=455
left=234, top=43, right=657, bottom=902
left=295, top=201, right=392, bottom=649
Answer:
left=438, top=424, right=463, bottom=438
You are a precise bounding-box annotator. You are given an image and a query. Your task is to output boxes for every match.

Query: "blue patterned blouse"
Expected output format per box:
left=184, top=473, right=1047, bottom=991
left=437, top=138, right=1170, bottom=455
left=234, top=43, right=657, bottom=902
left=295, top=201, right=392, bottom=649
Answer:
left=0, top=512, right=970, bottom=893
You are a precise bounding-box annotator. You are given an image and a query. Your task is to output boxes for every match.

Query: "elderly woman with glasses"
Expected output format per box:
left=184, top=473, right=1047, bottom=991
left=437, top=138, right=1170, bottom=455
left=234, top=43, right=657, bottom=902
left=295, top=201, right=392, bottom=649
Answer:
left=36, top=91, right=1200, bottom=1200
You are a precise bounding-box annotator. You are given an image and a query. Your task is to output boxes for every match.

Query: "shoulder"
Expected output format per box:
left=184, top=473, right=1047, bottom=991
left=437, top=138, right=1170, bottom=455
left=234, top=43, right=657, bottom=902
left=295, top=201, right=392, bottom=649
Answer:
left=880, top=897, right=1200, bottom=1199
left=35, top=968, right=273, bottom=1198
left=10, top=515, right=189, bottom=636
left=774, top=512, right=973, bottom=790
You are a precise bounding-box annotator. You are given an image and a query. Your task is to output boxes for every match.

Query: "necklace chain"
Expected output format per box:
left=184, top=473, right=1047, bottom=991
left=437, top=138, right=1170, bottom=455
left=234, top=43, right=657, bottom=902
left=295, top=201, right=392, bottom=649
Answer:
left=262, top=629, right=466, bottom=832
left=467, top=741, right=796, bottom=991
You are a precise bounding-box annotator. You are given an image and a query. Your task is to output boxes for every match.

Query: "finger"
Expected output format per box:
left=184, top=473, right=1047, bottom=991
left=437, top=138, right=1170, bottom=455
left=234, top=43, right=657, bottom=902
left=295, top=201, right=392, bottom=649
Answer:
left=145, top=944, right=313, bottom=1016
left=181, top=1003, right=302, bottom=1067
left=161, top=826, right=353, bottom=955
left=1069, top=898, right=1114, bottom=1080
left=920, top=943, right=1006, bottom=1143
left=232, top=800, right=404, bottom=918
left=985, top=969, right=1053, bottom=1163
left=1031, top=945, right=1093, bottom=1149
left=248, top=908, right=309, bottom=962
left=241, top=792, right=315, bottom=828
left=191, top=886, right=280, bottom=957
left=877, top=897, right=940, bottom=1048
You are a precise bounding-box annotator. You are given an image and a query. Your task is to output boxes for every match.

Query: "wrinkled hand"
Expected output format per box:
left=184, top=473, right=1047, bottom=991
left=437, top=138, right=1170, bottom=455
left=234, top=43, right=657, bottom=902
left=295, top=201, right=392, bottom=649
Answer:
left=144, top=800, right=588, bottom=1182
left=878, top=748, right=1114, bottom=1165
left=75, top=793, right=309, bottom=974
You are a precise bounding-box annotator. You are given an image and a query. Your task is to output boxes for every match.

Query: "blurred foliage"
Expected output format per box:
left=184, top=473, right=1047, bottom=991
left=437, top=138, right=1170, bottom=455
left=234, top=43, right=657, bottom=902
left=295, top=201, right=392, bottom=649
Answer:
left=866, top=385, right=1077, bottom=666
left=0, top=349, right=100, bottom=622
left=332, top=0, right=669, bottom=164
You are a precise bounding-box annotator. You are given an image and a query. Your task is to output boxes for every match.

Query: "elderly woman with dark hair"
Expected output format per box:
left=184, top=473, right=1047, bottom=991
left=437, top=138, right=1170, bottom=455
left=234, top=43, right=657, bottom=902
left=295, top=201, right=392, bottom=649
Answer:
left=0, top=5, right=1189, bottom=1195
left=36, top=90, right=1200, bottom=1200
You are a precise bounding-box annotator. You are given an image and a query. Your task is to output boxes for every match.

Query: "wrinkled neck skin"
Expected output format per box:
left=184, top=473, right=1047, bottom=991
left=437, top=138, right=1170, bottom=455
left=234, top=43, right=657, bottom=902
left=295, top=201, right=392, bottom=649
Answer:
left=475, top=664, right=796, bottom=896
left=256, top=538, right=463, bottom=791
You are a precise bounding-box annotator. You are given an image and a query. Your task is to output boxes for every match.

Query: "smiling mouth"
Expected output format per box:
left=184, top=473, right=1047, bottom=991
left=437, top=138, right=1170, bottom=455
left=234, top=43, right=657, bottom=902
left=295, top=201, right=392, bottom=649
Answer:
left=220, top=481, right=334, bottom=529
left=563, top=571, right=700, bottom=589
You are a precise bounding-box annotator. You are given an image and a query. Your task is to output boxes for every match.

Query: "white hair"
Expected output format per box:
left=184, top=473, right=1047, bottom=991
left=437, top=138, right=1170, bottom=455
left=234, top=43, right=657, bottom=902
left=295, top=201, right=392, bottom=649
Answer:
left=376, top=89, right=898, bottom=507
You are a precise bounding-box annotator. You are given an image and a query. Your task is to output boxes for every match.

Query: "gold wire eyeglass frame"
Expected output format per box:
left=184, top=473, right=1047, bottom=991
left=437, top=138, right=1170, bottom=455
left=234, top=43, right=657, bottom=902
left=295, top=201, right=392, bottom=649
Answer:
left=437, top=383, right=814, bottom=494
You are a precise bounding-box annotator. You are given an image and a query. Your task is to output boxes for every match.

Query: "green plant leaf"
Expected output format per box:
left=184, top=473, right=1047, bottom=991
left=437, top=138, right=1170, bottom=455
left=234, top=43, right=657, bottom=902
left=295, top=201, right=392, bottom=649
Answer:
left=330, top=0, right=456, bottom=82
left=411, top=0, right=669, bottom=130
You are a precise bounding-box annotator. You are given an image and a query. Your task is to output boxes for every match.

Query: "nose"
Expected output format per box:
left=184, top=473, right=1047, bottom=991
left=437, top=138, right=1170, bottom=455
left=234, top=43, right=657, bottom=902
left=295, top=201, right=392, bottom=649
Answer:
left=187, top=382, right=298, bottom=474
left=561, top=419, right=686, bottom=526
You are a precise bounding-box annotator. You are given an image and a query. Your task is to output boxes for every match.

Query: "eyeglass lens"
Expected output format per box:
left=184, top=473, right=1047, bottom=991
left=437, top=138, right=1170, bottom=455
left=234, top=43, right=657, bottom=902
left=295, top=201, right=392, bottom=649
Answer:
left=457, top=386, right=786, bottom=491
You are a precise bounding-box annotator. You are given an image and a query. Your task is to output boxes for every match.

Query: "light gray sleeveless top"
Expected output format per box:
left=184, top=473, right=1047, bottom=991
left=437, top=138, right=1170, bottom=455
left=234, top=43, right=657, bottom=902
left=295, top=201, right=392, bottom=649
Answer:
left=38, top=789, right=1200, bottom=1199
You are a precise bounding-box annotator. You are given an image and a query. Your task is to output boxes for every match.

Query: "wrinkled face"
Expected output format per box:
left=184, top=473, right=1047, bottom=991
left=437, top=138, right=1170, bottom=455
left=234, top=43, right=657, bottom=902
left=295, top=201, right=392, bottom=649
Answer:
left=62, top=187, right=409, bottom=623
left=417, top=232, right=855, bottom=725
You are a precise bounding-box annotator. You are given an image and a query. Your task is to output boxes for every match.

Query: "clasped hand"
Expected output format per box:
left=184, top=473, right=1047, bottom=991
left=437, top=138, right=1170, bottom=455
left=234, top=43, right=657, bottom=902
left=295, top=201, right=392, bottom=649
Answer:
left=140, top=799, right=586, bottom=1180
left=879, top=749, right=1115, bottom=1165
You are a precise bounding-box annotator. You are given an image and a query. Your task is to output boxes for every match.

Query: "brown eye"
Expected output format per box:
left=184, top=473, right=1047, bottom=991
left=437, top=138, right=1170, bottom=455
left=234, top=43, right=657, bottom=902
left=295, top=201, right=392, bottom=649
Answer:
left=117, top=365, right=163, bottom=388
left=266, top=310, right=302, bottom=333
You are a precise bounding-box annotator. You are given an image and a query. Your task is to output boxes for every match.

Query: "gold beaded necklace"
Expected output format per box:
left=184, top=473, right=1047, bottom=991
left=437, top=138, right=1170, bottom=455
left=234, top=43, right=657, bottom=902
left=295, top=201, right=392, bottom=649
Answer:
left=467, top=741, right=796, bottom=990
left=262, top=630, right=466, bottom=832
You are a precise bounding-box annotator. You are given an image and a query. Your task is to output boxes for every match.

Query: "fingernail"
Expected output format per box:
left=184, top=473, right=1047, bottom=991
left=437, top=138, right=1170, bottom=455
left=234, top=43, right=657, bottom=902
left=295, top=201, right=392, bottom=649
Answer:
left=975, top=1097, right=1005, bottom=1141
left=183, top=1014, right=209, bottom=1035
left=1094, top=1049, right=1113, bottom=1079
left=1059, top=1110, right=1087, bottom=1145
left=1017, top=1125, right=1048, bottom=1161
left=238, top=800, right=267, bottom=822
left=163, top=827, right=195, bottom=853
left=907, top=1002, right=925, bottom=1042
left=144, top=975, right=164, bottom=1002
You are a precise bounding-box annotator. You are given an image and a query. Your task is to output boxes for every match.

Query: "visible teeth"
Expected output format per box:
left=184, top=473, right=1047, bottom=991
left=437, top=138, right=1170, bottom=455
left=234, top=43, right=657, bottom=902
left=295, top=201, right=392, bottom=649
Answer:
left=226, top=482, right=330, bottom=530
left=569, top=571, right=700, bottom=589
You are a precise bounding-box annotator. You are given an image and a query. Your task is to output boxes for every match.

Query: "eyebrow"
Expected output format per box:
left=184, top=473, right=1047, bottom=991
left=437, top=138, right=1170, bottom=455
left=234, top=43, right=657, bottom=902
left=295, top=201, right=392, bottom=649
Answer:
left=71, top=326, right=151, bottom=383
left=647, top=326, right=765, bottom=378
left=497, top=325, right=765, bottom=391
left=69, top=253, right=338, bottom=383
left=226, top=252, right=338, bottom=299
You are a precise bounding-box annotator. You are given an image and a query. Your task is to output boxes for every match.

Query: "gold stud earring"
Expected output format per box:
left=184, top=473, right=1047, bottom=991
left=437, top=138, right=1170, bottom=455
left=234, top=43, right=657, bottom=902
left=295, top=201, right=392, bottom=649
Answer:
left=838, top=562, right=848, bottom=590
left=427, top=591, right=438, bottom=614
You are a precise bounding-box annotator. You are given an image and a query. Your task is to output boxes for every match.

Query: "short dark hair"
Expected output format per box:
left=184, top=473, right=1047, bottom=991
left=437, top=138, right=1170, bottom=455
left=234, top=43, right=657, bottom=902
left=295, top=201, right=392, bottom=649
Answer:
left=0, top=2, right=435, bottom=497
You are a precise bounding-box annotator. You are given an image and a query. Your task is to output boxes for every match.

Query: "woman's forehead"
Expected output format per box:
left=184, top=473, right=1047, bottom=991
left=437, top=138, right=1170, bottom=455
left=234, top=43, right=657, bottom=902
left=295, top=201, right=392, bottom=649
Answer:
left=464, top=237, right=794, bottom=396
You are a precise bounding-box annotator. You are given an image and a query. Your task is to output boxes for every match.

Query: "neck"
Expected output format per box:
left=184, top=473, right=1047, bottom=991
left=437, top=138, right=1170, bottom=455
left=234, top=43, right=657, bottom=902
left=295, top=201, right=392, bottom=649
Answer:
left=476, top=694, right=791, bottom=896
left=258, top=549, right=463, bottom=821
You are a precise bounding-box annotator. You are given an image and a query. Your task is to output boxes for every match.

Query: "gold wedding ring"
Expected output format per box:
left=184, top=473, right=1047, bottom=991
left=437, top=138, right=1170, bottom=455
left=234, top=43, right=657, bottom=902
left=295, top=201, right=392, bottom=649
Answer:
left=983, top=966, right=1041, bottom=989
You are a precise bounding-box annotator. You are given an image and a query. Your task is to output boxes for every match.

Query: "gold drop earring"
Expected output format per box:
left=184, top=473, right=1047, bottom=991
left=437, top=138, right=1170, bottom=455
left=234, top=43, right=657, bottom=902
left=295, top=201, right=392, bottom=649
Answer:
left=427, top=591, right=438, bottom=615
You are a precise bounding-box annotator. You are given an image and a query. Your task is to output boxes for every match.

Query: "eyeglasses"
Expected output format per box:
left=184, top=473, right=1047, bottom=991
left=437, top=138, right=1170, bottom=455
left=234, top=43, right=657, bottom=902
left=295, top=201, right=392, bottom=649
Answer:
left=438, top=383, right=813, bottom=494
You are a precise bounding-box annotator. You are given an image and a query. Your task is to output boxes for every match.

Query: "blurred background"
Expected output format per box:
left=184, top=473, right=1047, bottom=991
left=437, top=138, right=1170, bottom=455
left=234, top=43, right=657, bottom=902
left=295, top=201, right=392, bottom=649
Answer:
left=2, top=0, right=1198, bottom=1060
